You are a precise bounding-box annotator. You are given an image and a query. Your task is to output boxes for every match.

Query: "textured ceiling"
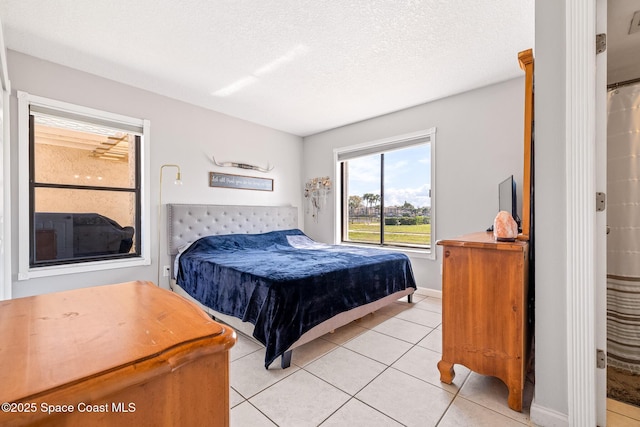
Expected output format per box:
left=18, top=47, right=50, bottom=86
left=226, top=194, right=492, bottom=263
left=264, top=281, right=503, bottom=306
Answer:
left=0, top=0, right=534, bottom=136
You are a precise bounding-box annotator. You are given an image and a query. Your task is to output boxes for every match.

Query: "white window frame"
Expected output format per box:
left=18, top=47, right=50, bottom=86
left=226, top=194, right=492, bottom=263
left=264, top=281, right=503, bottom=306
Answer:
left=333, top=128, right=436, bottom=260
left=17, top=91, right=151, bottom=280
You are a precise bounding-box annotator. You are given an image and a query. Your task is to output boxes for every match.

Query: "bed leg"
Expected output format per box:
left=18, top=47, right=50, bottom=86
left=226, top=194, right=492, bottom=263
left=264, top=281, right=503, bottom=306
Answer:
left=281, top=350, right=292, bottom=369
left=408, top=293, right=413, bottom=304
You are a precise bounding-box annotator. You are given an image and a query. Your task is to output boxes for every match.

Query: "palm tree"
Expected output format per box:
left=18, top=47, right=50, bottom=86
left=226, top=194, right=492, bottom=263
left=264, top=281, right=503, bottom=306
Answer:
left=348, top=195, right=362, bottom=216
left=362, top=193, right=374, bottom=216
left=372, top=194, right=381, bottom=218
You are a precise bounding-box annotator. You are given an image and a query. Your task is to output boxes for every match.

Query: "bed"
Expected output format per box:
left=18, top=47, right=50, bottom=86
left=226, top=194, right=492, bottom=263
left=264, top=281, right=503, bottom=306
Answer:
left=168, top=204, right=416, bottom=368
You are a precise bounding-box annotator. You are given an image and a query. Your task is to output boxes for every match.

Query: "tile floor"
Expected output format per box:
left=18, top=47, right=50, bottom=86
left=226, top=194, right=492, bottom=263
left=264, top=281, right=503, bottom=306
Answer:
left=228, top=288, right=536, bottom=426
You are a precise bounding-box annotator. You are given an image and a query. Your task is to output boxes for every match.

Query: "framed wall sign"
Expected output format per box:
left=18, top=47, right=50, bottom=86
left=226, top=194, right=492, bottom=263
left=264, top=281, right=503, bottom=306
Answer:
left=209, top=172, right=273, bottom=191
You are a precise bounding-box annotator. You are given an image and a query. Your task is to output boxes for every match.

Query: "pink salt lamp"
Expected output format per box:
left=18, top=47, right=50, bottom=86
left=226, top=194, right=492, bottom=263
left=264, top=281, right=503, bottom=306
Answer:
left=493, top=210, right=518, bottom=241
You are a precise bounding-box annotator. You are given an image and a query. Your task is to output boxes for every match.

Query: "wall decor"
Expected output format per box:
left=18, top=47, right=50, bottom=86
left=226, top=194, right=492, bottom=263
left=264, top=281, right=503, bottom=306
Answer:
left=212, top=156, right=274, bottom=173
left=209, top=172, right=273, bottom=191
left=304, top=176, right=331, bottom=221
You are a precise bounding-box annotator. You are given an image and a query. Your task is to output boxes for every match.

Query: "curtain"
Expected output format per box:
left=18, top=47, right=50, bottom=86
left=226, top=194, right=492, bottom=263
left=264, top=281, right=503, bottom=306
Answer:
left=607, top=82, right=640, bottom=373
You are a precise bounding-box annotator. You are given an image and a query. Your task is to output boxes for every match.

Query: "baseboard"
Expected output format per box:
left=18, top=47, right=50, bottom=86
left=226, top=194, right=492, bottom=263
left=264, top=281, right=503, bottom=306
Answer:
left=415, top=286, right=442, bottom=299
left=530, top=399, right=569, bottom=427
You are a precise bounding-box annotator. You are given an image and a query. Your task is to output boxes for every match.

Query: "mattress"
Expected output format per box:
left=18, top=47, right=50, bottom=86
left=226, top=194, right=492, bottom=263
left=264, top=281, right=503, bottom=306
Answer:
left=175, top=229, right=417, bottom=367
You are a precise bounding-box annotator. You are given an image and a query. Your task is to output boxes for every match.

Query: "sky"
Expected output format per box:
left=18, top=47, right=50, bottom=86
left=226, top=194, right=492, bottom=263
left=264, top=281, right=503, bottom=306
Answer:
left=347, top=144, right=431, bottom=208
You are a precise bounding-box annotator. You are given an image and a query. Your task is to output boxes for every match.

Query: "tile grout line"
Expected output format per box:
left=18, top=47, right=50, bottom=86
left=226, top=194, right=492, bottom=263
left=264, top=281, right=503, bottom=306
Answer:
left=231, top=294, right=443, bottom=423
left=233, top=293, right=537, bottom=426
left=307, top=362, right=409, bottom=426
left=298, top=320, right=433, bottom=425
left=245, top=400, right=280, bottom=426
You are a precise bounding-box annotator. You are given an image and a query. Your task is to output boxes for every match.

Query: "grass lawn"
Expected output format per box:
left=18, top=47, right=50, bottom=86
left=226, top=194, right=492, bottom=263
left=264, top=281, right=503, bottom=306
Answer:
left=347, top=223, right=431, bottom=246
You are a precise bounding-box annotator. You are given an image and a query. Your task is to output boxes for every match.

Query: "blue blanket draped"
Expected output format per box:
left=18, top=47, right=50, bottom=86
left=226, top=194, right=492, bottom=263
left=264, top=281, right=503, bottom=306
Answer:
left=176, top=229, right=416, bottom=367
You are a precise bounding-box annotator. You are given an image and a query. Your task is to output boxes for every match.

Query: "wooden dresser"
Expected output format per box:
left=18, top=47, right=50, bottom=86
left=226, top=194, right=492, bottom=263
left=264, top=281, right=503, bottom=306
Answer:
left=0, top=280, right=236, bottom=426
left=437, top=232, right=529, bottom=411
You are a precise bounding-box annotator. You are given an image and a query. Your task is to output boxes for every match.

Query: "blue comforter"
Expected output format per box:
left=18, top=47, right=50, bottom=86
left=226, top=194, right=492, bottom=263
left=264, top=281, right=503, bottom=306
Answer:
left=176, top=229, right=416, bottom=367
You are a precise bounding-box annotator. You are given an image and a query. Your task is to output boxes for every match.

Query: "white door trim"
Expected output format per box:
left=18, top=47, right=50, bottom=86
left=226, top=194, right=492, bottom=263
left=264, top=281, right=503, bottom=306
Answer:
left=566, top=0, right=597, bottom=425
left=594, top=0, right=608, bottom=424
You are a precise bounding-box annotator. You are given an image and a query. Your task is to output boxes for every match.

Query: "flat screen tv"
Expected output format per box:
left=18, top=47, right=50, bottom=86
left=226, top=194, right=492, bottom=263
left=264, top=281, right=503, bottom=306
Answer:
left=499, top=175, right=521, bottom=232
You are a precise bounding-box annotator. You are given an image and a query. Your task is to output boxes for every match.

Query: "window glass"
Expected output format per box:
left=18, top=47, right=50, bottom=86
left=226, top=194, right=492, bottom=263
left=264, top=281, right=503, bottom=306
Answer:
left=345, top=154, right=381, bottom=244
left=34, top=123, right=136, bottom=188
left=343, top=140, right=432, bottom=250
left=383, top=145, right=431, bottom=248
left=30, top=108, right=141, bottom=266
left=33, top=188, right=137, bottom=263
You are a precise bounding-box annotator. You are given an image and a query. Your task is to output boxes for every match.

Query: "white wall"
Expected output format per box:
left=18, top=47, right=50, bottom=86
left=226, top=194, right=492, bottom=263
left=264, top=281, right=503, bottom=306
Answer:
left=7, top=50, right=303, bottom=298
left=529, top=0, right=569, bottom=423
left=0, top=19, right=10, bottom=300
left=303, top=77, right=525, bottom=290
left=0, top=42, right=7, bottom=301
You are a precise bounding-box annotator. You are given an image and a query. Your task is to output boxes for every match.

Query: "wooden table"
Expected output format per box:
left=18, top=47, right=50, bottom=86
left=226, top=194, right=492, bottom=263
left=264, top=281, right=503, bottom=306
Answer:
left=437, top=232, right=529, bottom=411
left=0, top=280, right=236, bottom=426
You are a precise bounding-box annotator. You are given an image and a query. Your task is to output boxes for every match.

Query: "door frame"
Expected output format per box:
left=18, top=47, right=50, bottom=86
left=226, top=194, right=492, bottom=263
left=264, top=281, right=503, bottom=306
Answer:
left=565, top=0, right=600, bottom=425
left=595, top=0, right=608, bottom=424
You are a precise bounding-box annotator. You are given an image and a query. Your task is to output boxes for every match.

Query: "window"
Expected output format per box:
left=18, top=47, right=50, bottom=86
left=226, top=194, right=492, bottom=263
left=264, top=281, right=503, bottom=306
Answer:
left=338, top=129, right=435, bottom=254
left=18, top=92, right=150, bottom=279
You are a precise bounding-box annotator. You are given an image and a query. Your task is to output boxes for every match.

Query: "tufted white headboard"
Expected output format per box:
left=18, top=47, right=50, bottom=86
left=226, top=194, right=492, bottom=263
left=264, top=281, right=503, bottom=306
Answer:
left=167, top=204, right=298, bottom=255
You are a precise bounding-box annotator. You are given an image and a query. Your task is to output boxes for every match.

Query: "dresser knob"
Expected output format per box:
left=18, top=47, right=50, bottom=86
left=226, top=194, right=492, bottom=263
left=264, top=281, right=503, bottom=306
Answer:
left=444, top=250, right=450, bottom=257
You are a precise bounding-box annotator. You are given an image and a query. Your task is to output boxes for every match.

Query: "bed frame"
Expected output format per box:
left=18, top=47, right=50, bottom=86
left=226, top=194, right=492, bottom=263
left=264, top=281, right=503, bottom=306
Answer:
left=167, top=203, right=414, bottom=368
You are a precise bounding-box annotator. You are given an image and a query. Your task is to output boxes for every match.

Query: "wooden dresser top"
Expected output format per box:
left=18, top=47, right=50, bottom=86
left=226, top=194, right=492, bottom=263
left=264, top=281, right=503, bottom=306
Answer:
left=437, top=231, right=529, bottom=251
left=0, top=281, right=235, bottom=403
